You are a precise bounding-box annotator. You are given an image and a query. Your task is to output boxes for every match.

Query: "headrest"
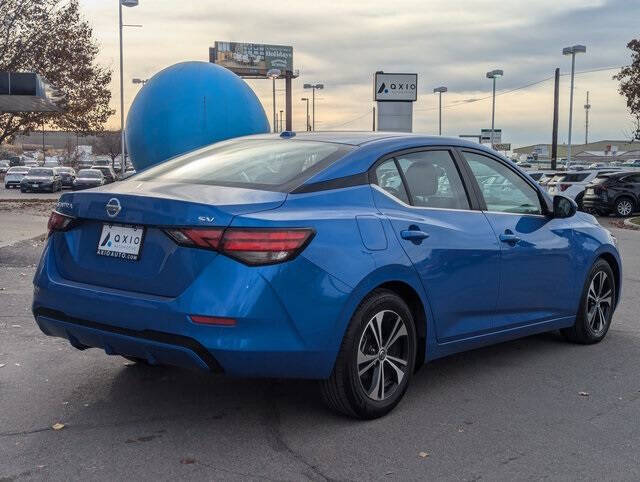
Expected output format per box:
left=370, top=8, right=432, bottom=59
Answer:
left=405, top=161, right=438, bottom=198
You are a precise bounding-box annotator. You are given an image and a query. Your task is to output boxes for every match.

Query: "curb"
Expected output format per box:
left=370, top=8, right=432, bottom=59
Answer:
left=0, top=232, right=47, bottom=250
left=623, top=217, right=640, bottom=230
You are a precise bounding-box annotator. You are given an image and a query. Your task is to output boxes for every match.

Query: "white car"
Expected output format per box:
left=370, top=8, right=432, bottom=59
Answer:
left=547, top=169, right=621, bottom=208
left=4, top=166, right=31, bottom=188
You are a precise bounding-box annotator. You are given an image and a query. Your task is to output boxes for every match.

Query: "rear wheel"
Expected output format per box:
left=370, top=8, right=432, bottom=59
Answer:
left=320, top=289, right=417, bottom=419
left=562, top=259, right=615, bottom=344
left=614, top=197, right=634, bottom=217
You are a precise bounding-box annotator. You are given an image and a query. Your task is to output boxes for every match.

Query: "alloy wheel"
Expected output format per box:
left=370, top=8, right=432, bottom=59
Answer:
left=357, top=310, right=410, bottom=401
left=617, top=199, right=633, bottom=216
left=587, top=271, right=613, bottom=335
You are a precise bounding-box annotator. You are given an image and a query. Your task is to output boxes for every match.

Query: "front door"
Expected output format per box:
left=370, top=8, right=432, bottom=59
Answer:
left=461, top=150, right=575, bottom=329
left=371, top=149, right=501, bottom=342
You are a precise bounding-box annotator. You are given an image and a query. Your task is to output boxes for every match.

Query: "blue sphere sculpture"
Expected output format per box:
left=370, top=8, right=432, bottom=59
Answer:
left=125, top=61, right=270, bottom=170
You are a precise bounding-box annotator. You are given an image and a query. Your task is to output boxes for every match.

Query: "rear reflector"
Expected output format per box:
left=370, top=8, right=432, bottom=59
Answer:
left=47, top=211, right=76, bottom=237
left=190, top=315, right=236, bottom=326
left=164, top=227, right=314, bottom=265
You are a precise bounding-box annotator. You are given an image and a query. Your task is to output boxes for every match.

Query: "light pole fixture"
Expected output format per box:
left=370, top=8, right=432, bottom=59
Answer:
left=119, top=0, right=140, bottom=178
left=486, top=69, right=503, bottom=149
left=563, top=44, right=586, bottom=168
left=433, top=86, right=447, bottom=135
left=266, top=69, right=281, bottom=133
left=303, top=83, right=324, bottom=131
left=301, top=97, right=310, bottom=131
left=132, top=77, right=148, bottom=86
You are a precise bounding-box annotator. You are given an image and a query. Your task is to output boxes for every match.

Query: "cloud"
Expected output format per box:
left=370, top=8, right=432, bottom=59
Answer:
left=80, top=0, right=637, bottom=146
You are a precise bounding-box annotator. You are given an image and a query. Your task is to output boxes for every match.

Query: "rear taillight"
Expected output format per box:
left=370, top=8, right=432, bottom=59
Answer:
left=164, top=227, right=314, bottom=265
left=559, top=184, right=570, bottom=191
left=47, top=211, right=76, bottom=237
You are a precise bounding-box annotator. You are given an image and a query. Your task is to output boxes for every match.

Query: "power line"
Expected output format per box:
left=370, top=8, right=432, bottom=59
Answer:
left=414, top=66, right=621, bottom=112
left=320, top=66, right=622, bottom=129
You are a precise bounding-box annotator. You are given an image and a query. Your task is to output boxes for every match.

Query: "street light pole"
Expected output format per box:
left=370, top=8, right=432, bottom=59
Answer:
left=563, top=45, right=586, bottom=168
left=303, top=83, right=324, bottom=131
left=267, top=69, right=281, bottom=134
left=118, top=0, right=139, bottom=177
left=279, top=110, right=283, bottom=132
left=486, top=69, right=503, bottom=149
left=433, top=86, right=447, bottom=135
left=301, top=98, right=310, bottom=131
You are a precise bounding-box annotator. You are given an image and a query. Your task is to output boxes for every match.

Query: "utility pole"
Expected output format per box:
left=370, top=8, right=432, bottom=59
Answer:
left=279, top=110, right=283, bottom=133
left=551, top=68, right=560, bottom=170
left=372, top=106, right=376, bottom=132
left=584, top=91, right=591, bottom=145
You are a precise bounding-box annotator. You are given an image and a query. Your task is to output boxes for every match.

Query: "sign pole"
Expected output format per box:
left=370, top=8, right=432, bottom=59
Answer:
left=285, top=73, right=292, bottom=131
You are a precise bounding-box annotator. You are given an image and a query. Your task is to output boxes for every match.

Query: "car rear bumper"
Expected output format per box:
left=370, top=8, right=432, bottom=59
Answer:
left=32, top=236, right=350, bottom=378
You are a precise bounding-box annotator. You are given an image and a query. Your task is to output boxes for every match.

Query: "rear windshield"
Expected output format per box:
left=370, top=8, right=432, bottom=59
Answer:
left=29, top=168, right=53, bottom=176
left=135, top=139, right=352, bottom=190
left=560, top=173, right=590, bottom=182
left=78, top=169, right=101, bottom=178
left=7, top=167, right=28, bottom=174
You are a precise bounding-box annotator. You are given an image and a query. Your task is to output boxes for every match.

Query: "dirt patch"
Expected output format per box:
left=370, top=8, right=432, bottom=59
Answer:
left=0, top=200, right=57, bottom=216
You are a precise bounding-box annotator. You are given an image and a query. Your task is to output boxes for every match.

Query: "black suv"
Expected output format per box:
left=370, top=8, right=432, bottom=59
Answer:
left=582, top=171, right=640, bottom=217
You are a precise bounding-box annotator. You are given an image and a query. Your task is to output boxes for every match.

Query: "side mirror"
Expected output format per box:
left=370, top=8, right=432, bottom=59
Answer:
left=553, top=195, right=577, bottom=218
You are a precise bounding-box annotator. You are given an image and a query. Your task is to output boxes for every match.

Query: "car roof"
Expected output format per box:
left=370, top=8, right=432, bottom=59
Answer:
left=246, top=131, right=491, bottom=148
left=247, top=131, right=509, bottom=186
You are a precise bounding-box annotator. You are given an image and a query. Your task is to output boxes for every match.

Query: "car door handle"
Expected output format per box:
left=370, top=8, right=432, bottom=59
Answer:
left=499, top=232, right=520, bottom=244
left=401, top=229, right=430, bottom=241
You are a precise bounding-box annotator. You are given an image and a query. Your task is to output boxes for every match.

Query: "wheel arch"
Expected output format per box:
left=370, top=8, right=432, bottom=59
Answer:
left=376, top=280, right=427, bottom=372
left=329, top=265, right=431, bottom=375
left=597, top=251, right=621, bottom=308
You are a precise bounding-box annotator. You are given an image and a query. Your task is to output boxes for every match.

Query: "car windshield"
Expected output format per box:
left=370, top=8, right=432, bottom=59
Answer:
left=78, top=170, right=101, bottom=178
left=29, top=168, right=53, bottom=176
left=136, top=139, right=352, bottom=189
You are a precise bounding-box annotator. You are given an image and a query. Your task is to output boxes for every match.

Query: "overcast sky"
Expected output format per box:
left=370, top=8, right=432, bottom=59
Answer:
left=81, top=0, right=638, bottom=148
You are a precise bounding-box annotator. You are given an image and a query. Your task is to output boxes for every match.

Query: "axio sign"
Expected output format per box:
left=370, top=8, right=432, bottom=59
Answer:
left=374, top=73, right=418, bottom=102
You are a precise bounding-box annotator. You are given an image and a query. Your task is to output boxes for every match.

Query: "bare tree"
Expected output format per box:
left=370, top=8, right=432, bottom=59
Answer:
left=0, top=0, right=113, bottom=144
left=90, top=131, right=121, bottom=168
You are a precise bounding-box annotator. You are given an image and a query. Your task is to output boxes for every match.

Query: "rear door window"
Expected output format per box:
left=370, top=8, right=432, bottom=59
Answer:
left=374, top=159, right=409, bottom=204
left=395, top=150, right=470, bottom=210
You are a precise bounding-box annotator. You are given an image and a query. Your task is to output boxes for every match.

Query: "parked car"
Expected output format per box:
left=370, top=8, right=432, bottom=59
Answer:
left=56, top=167, right=77, bottom=188
left=547, top=169, right=621, bottom=208
left=33, top=133, right=621, bottom=419
left=527, top=172, right=544, bottom=181
left=4, top=166, right=30, bottom=188
left=516, top=161, right=532, bottom=168
left=583, top=171, right=640, bottom=217
left=8, top=156, right=23, bottom=167
left=0, top=160, right=9, bottom=174
left=23, top=159, right=39, bottom=168
left=90, top=165, right=117, bottom=183
left=20, top=167, right=62, bottom=193
left=537, top=172, right=557, bottom=188
left=72, top=169, right=105, bottom=190
left=622, top=159, right=640, bottom=168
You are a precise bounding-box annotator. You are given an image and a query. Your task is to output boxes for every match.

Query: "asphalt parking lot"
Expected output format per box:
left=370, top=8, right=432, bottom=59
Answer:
left=1, top=212, right=639, bottom=480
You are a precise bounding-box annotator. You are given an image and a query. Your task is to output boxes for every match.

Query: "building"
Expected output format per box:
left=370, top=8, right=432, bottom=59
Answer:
left=513, top=140, right=640, bottom=162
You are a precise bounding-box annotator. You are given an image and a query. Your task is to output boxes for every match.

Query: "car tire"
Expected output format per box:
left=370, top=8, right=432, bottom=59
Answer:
left=561, top=259, right=615, bottom=344
left=320, top=289, right=417, bottom=419
left=614, top=197, right=635, bottom=217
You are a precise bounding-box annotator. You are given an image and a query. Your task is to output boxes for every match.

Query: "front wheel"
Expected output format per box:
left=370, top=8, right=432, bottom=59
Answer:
left=320, top=289, right=417, bottom=419
left=562, top=259, right=616, bottom=344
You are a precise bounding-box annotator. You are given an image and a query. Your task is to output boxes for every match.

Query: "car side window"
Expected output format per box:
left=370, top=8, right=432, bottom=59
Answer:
left=374, top=159, right=409, bottom=204
left=463, top=151, right=542, bottom=215
left=395, top=150, right=470, bottom=210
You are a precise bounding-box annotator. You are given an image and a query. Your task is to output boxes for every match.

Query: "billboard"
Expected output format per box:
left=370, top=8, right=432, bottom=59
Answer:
left=209, top=42, right=293, bottom=78
left=480, top=128, right=502, bottom=144
left=374, top=73, right=418, bottom=102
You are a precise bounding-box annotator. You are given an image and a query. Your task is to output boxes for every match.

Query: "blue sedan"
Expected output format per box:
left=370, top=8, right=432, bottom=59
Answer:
left=33, top=132, right=621, bottom=418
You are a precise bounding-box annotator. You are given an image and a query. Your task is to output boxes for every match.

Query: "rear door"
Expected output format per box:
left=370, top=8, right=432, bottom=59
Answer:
left=371, top=148, right=501, bottom=342
left=459, top=149, right=575, bottom=329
